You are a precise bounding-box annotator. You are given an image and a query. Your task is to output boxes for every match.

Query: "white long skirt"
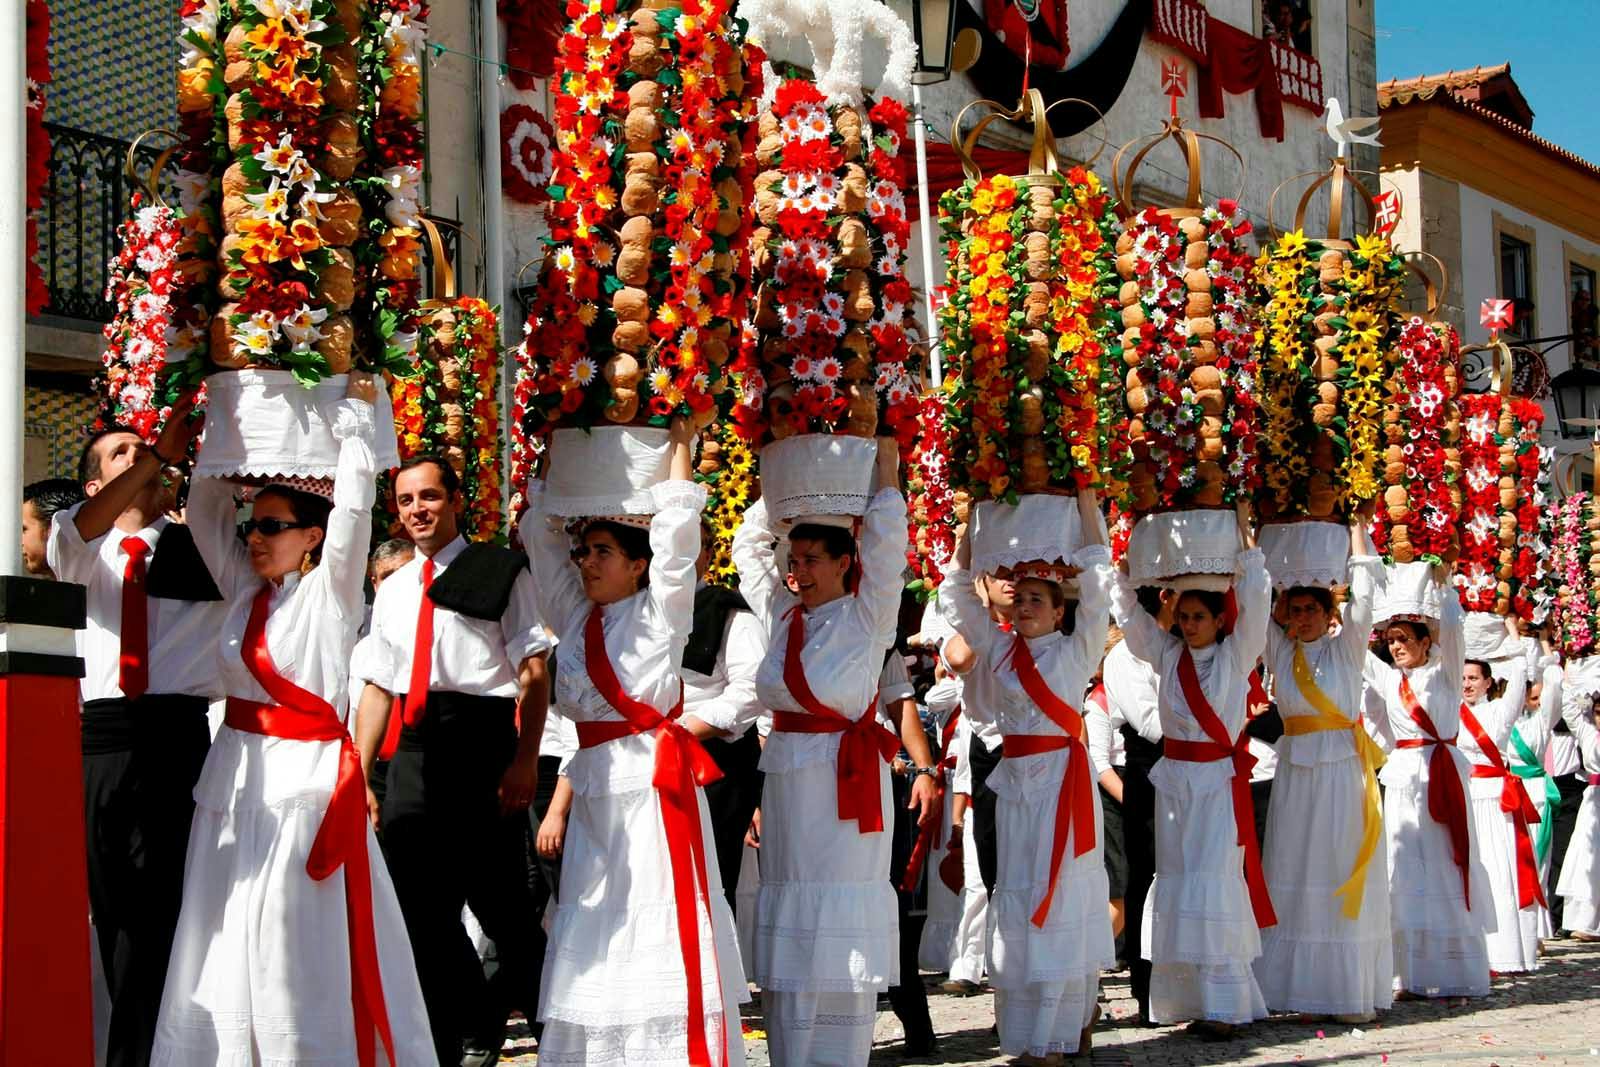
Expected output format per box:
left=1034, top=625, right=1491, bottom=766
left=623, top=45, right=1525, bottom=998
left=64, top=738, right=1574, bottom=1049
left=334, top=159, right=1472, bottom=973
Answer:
left=539, top=783, right=748, bottom=1067
left=1472, top=791, right=1541, bottom=973
left=1556, top=784, right=1600, bottom=935
left=1385, top=778, right=1494, bottom=997
left=151, top=793, right=436, bottom=1066
left=917, top=789, right=961, bottom=973
left=1254, top=754, right=1394, bottom=1016
left=735, top=843, right=760, bottom=972
left=755, top=759, right=895, bottom=1065
left=1143, top=765, right=1267, bottom=1025
left=1532, top=791, right=1555, bottom=940
left=990, top=781, right=1113, bottom=1057
left=948, top=818, right=989, bottom=985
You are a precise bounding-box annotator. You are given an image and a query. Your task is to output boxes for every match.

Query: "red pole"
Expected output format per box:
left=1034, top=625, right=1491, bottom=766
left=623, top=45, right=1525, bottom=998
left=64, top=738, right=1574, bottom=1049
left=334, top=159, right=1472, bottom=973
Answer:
left=0, top=576, right=92, bottom=1066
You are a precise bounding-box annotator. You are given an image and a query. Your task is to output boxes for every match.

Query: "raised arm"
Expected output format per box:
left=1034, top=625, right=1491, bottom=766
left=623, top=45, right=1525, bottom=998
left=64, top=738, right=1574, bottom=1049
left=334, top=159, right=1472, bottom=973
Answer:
left=1436, top=574, right=1467, bottom=684
left=1109, top=567, right=1176, bottom=667
left=1540, top=659, right=1564, bottom=731
left=183, top=475, right=254, bottom=599
left=1342, top=522, right=1381, bottom=658
left=321, top=386, right=378, bottom=621
left=732, top=497, right=783, bottom=628
left=1228, top=546, right=1272, bottom=670
left=73, top=394, right=198, bottom=542
left=937, top=528, right=998, bottom=660
left=858, top=440, right=910, bottom=646
left=520, top=481, right=589, bottom=632
left=1070, top=544, right=1114, bottom=675
left=645, top=477, right=709, bottom=665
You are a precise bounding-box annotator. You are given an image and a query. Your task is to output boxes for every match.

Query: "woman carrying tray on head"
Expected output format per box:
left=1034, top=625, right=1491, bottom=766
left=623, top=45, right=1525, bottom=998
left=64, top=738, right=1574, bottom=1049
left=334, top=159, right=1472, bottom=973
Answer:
left=1253, top=516, right=1394, bottom=1023
left=939, top=490, right=1115, bottom=1064
left=732, top=437, right=932, bottom=1066
left=152, top=374, right=436, bottom=1067
left=521, top=417, right=748, bottom=1066
left=1109, top=500, right=1273, bottom=1040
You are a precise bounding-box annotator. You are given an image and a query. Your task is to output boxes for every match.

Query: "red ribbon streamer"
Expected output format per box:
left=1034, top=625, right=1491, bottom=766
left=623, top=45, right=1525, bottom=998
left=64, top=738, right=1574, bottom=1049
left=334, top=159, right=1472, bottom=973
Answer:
left=1162, top=647, right=1277, bottom=929
left=899, top=707, right=963, bottom=892
left=576, top=605, right=725, bottom=1067
left=234, top=587, right=395, bottom=1067
left=1001, top=632, right=1097, bottom=928
left=1460, top=703, right=1547, bottom=910
left=1393, top=676, right=1474, bottom=911
left=770, top=606, right=901, bottom=834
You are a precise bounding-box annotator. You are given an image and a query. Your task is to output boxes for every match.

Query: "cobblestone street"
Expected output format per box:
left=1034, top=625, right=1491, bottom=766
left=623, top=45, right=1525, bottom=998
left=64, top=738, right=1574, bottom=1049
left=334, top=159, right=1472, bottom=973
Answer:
left=504, top=939, right=1600, bottom=1065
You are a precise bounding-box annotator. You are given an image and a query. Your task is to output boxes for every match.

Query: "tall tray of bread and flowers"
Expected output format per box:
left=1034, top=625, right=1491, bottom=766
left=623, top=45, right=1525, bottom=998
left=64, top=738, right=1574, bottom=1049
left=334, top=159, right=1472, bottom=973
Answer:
left=1110, top=118, right=1258, bottom=589
left=194, top=0, right=410, bottom=491
left=937, top=89, right=1122, bottom=582
left=1253, top=156, right=1405, bottom=589
left=732, top=0, right=921, bottom=527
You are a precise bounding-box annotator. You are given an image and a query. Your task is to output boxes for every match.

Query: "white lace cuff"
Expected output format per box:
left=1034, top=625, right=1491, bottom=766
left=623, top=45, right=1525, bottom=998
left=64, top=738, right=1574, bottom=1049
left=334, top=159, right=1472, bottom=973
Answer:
left=330, top=397, right=375, bottom=442
left=650, top=479, right=707, bottom=515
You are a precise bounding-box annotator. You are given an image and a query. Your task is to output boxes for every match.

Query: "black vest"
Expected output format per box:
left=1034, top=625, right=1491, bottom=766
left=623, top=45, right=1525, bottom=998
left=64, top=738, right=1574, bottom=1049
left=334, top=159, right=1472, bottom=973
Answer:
left=144, top=524, right=223, bottom=602
left=682, top=585, right=748, bottom=676
left=426, top=542, right=529, bottom=621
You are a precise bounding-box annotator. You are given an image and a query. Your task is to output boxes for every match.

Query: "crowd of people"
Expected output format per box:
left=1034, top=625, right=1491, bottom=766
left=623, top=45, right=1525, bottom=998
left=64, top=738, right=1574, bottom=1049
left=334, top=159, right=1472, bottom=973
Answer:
left=21, top=378, right=1600, bottom=1067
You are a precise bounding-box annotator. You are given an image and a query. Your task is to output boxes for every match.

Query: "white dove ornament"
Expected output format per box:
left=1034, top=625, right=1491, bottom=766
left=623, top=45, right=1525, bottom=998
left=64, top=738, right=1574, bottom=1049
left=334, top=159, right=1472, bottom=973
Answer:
left=1324, top=96, right=1382, bottom=155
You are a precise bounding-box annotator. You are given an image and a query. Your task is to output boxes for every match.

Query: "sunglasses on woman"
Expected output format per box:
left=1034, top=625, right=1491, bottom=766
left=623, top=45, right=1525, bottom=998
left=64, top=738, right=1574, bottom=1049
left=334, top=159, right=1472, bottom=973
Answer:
left=237, top=518, right=309, bottom=539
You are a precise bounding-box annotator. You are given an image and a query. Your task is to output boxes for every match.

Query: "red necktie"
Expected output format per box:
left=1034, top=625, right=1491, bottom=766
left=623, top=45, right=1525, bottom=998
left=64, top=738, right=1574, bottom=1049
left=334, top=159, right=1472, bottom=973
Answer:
left=401, top=558, right=435, bottom=726
left=120, top=537, right=150, bottom=699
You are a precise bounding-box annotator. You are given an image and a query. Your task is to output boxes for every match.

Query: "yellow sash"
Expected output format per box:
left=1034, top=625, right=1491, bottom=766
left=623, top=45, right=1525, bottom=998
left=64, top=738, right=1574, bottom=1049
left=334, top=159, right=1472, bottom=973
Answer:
left=1282, top=641, right=1387, bottom=921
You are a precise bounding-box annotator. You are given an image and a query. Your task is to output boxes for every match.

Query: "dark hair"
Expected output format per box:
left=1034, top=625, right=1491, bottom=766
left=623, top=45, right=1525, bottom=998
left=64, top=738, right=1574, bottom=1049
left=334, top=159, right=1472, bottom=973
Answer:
left=24, top=478, right=84, bottom=524
left=1175, top=589, right=1227, bottom=619
left=788, top=522, right=857, bottom=561
left=1385, top=620, right=1431, bottom=643
left=1284, top=586, right=1335, bottom=614
left=254, top=485, right=334, bottom=563
left=396, top=455, right=461, bottom=497
left=1464, top=658, right=1494, bottom=679
left=583, top=520, right=652, bottom=587
left=78, top=424, right=141, bottom=484
left=1135, top=584, right=1165, bottom=617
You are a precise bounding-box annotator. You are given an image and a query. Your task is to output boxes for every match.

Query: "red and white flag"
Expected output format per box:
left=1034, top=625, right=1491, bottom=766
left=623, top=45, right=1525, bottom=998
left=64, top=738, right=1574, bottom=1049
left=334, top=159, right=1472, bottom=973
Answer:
left=1480, top=298, right=1514, bottom=332
left=1372, top=191, right=1400, bottom=237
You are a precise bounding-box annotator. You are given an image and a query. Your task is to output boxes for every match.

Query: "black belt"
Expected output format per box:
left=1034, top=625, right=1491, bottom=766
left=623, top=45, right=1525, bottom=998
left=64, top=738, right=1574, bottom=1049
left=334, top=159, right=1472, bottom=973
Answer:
left=396, top=690, right=516, bottom=753
left=81, top=694, right=211, bottom=756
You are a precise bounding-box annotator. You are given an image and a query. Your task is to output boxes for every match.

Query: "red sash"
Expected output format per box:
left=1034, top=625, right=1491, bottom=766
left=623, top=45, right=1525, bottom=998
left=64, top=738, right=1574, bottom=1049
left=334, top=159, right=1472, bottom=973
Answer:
left=899, top=706, right=963, bottom=892
left=1162, top=647, right=1277, bottom=929
left=1460, top=702, right=1547, bottom=910
left=227, top=586, right=395, bottom=1067
left=999, top=632, right=1097, bottom=928
left=770, top=606, right=901, bottom=834
left=1393, top=675, right=1474, bottom=910
left=575, top=605, right=725, bottom=1067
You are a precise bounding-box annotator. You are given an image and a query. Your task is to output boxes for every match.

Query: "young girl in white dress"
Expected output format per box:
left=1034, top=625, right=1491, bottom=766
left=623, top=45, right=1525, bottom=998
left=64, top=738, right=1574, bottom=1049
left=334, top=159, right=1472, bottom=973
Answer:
left=521, top=419, right=748, bottom=1066
left=1364, top=576, right=1494, bottom=999
left=732, top=439, right=928, bottom=1065
left=1556, top=688, right=1600, bottom=939
left=152, top=375, right=436, bottom=1066
left=1507, top=647, right=1564, bottom=941
left=1254, top=522, right=1393, bottom=1021
left=1109, top=503, right=1272, bottom=1039
left=939, top=491, right=1114, bottom=1063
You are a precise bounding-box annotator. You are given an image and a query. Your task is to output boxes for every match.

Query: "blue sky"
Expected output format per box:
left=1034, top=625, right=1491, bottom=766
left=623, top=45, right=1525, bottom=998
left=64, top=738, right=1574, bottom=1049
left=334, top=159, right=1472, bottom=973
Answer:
left=1375, top=0, right=1599, bottom=165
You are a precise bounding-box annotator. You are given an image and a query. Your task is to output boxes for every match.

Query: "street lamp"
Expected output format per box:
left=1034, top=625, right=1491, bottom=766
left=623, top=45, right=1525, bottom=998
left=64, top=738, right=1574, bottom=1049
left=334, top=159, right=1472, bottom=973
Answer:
left=908, top=0, right=957, bottom=84
left=1551, top=364, right=1600, bottom=439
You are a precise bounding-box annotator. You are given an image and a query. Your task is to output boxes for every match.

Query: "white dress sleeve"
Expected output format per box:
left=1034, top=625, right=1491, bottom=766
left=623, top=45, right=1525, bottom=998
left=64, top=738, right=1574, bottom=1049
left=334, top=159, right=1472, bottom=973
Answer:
left=856, top=487, right=910, bottom=649
left=1110, top=567, right=1177, bottom=668
left=689, top=611, right=766, bottom=737
left=1228, top=547, right=1271, bottom=672
left=1087, top=700, right=1115, bottom=775
left=1068, top=545, right=1114, bottom=678
left=1342, top=554, right=1381, bottom=661
left=321, top=399, right=378, bottom=621
left=937, top=558, right=999, bottom=662
left=645, top=479, right=708, bottom=668
left=520, top=482, right=589, bottom=634
left=183, top=476, right=254, bottom=599
left=502, top=566, right=554, bottom=666
left=732, top=498, right=782, bottom=629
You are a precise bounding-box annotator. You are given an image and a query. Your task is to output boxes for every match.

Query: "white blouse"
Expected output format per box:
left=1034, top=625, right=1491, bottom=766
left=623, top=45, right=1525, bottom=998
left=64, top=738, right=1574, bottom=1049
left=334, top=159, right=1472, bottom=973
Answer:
left=1110, top=548, right=1270, bottom=796
left=1087, top=691, right=1127, bottom=774
left=1103, top=638, right=1162, bottom=745
left=1265, top=554, right=1381, bottom=767
left=733, top=490, right=908, bottom=776
left=682, top=596, right=767, bottom=740
left=185, top=398, right=376, bottom=811
left=1363, top=590, right=1469, bottom=788
left=521, top=479, right=705, bottom=797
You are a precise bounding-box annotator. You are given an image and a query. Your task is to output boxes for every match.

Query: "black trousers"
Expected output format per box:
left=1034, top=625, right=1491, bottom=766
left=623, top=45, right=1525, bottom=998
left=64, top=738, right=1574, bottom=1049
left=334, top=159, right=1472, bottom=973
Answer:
left=520, top=753, right=567, bottom=1042
left=700, top=729, right=763, bottom=916
left=1549, top=772, right=1590, bottom=930
left=381, top=692, right=541, bottom=1062
left=887, top=771, right=934, bottom=1045
left=1120, top=726, right=1162, bottom=1019
left=82, top=695, right=210, bottom=1067
left=967, top=733, right=1001, bottom=895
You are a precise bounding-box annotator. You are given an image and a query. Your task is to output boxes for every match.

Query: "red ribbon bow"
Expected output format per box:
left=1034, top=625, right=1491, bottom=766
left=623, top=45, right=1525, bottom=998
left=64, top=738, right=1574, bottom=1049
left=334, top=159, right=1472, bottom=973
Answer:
left=576, top=605, right=725, bottom=1067
left=1461, top=703, right=1547, bottom=910
left=999, top=632, right=1097, bottom=928
left=771, top=606, right=901, bottom=834
left=1393, top=676, right=1474, bottom=910
left=1163, top=646, right=1278, bottom=929
left=231, top=586, right=395, bottom=1067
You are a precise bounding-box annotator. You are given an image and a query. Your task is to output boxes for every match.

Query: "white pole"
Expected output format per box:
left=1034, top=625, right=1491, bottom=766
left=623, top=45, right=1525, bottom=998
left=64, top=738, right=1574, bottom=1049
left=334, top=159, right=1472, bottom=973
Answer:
left=912, top=82, right=942, bottom=388
left=1, top=1, right=26, bottom=576
left=478, top=0, right=512, bottom=508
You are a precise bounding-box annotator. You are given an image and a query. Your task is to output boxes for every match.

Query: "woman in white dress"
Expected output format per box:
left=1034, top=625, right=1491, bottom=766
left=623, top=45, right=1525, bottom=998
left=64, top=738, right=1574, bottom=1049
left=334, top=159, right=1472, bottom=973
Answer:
left=732, top=439, right=929, bottom=1066
left=521, top=419, right=748, bottom=1066
left=939, top=492, right=1114, bottom=1063
left=1254, top=522, right=1393, bottom=1021
left=153, top=375, right=436, bottom=1066
left=1507, top=648, right=1564, bottom=941
left=1109, top=503, right=1271, bottom=1039
left=915, top=666, right=965, bottom=974
left=1459, top=649, right=1546, bottom=974
left=1364, top=579, right=1494, bottom=999
left=1556, top=688, right=1600, bottom=938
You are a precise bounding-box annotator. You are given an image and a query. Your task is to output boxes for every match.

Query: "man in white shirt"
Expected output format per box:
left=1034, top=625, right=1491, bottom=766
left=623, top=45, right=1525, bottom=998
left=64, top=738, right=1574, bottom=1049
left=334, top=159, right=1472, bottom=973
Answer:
left=354, top=456, right=553, bottom=1065
left=49, top=409, right=225, bottom=1067
left=679, top=524, right=766, bottom=913
left=350, top=538, right=414, bottom=810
